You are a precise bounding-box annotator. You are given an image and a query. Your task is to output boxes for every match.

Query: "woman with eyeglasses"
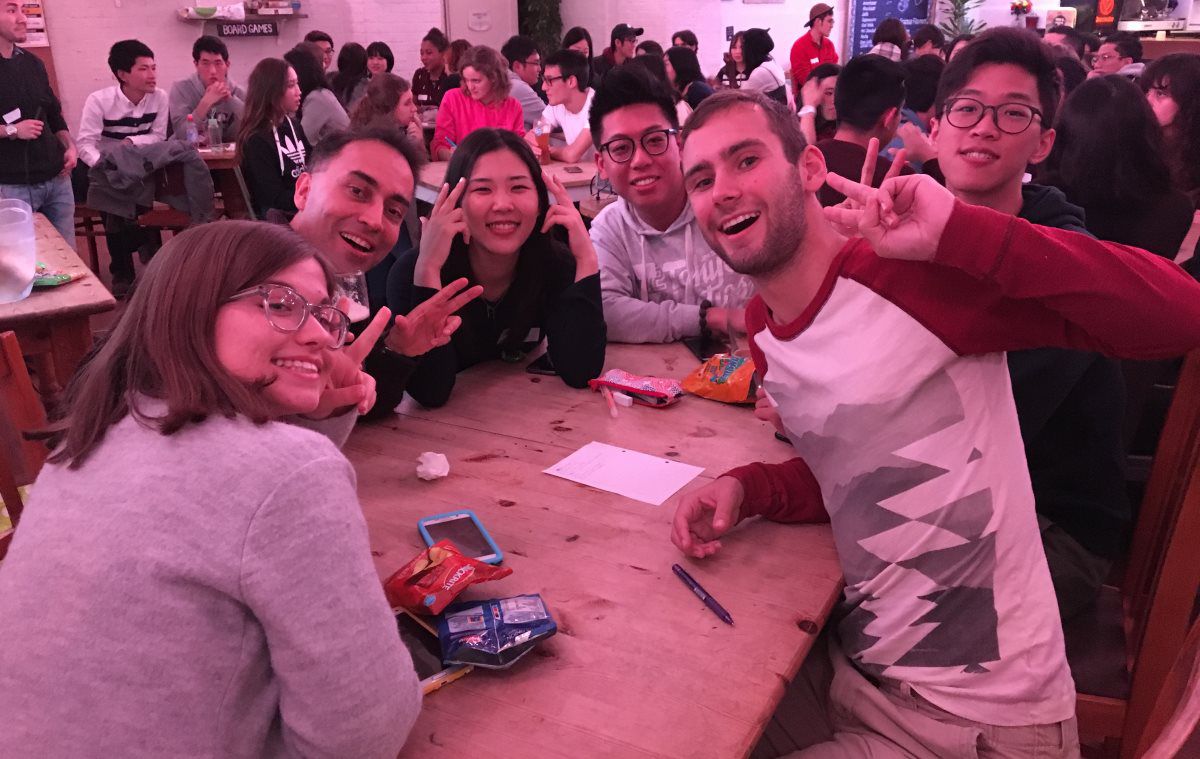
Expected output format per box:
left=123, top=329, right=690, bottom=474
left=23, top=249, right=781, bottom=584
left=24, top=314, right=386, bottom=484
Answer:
left=388, top=128, right=605, bottom=408
left=0, top=221, right=420, bottom=757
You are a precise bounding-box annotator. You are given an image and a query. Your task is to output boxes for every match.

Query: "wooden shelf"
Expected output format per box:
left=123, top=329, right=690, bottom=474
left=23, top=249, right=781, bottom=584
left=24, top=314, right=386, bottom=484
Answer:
left=179, top=12, right=308, bottom=22
left=244, top=12, right=307, bottom=20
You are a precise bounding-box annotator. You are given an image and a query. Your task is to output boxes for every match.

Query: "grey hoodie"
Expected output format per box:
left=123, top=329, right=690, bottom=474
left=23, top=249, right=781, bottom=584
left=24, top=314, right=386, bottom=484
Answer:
left=590, top=198, right=756, bottom=343
left=168, top=73, right=246, bottom=143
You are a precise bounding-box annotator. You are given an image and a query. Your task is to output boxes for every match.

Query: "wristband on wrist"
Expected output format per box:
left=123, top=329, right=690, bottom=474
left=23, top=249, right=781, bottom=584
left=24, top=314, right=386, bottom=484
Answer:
left=699, top=299, right=714, bottom=341
left=798, top=105, right=817, bottom=118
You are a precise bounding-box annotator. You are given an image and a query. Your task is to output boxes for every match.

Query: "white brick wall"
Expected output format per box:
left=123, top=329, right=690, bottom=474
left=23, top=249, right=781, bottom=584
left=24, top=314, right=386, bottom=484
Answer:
left=42, top=0, right=445, bottom=135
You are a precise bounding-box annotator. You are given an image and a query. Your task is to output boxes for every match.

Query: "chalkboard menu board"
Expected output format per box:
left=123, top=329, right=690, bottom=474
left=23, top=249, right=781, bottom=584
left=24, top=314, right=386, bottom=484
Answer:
left=848, top=0, right=932, bottom=58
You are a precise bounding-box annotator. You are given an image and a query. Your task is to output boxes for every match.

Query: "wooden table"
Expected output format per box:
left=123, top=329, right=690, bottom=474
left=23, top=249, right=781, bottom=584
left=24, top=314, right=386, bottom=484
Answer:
left=0, top=214, right=115, bottom=395
left=198, top=146, right=253, bottom=220
left=416, top=160, right=597, bottom=205
left=347, top=343, right=843, bottom=759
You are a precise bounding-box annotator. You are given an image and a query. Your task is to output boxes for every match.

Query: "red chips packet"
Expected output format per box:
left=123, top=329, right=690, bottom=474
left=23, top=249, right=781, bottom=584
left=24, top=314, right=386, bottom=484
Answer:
left=384, top=540, right=513, bottom=615
left=588, top=369, right=684, bottom=408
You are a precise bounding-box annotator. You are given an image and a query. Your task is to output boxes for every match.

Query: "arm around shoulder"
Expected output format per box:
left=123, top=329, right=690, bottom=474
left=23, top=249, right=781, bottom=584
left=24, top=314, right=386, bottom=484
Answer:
left=933, top=202, right=1200, bottom=359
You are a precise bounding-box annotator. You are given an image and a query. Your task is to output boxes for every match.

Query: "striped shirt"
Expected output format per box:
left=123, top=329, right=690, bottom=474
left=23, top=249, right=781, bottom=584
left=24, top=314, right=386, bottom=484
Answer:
left=77, top=85, right=169, bottom=167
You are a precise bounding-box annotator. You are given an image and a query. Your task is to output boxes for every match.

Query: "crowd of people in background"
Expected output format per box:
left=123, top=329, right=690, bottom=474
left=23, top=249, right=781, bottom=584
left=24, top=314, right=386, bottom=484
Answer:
left=3, top=0, right=1200, bottom=755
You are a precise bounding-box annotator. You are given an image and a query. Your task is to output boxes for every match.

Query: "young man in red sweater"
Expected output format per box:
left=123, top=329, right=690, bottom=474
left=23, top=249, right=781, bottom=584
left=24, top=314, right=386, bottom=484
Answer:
left=790, top=3, right=838, bottom=100
left=672, top=88, right=1200, bottom=756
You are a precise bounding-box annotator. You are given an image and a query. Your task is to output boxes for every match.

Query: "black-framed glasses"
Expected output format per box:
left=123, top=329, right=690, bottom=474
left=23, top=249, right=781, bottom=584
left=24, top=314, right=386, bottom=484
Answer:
left=942, top=97, right=1043, bottom=135
left=542, top=74, right=564, bottom=85
left=520, top=56, right=542, bottom=68
left=228, top=284, right=350, bottom=350
left=599, top=128, right=678, bottom=164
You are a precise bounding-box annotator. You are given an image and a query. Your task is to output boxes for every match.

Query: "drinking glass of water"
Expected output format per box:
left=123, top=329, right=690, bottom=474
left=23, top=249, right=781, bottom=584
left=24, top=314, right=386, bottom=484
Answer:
left=334, top=271, right=370, bottom=324
left=0, top=198, right=36, bottom=304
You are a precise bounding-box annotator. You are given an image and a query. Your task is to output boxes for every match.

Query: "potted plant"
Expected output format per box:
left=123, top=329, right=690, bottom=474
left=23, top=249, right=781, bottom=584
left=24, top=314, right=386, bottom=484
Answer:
left=937, top=0, right=988, bottom=38
left=518, top=0, right=561, bottom=56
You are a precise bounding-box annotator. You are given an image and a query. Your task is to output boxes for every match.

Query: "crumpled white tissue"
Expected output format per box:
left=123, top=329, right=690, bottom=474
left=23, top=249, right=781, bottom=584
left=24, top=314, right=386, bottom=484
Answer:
left=416, top=452, right=450, bottom=481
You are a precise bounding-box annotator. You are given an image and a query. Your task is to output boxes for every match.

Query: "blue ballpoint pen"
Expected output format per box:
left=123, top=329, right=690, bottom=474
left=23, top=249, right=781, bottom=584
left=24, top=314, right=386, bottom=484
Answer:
left=672, top=564, right=734, bottom=625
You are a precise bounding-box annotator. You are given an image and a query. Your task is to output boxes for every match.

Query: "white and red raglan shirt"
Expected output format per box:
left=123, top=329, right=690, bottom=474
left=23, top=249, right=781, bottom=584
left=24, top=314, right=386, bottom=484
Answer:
left=728, top=201, right=1200, bottom=727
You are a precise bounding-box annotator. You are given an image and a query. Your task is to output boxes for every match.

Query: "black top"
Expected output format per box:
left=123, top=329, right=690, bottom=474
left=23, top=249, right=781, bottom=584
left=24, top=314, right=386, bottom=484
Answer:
left=387, top=241, right=606, bottom=408
left=239, top=117, right=309, bottom=219
left=1078, top=191, right=1194, bottom=260
left=0, top=47, right=69, bottom=185
left=412, top=68, right=452, bottom=109
left=1011, top=184, right=1131, bottom=561
left=683, top=80, right=715, bottom=110
left=715, top=64, right=747, bottom=90
left=359, top=225, right=421, bottom=423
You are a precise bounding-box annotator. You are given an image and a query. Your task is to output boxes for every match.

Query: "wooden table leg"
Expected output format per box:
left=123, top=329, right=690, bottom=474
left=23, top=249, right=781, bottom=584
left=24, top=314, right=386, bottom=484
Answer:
left=46, top=317, right=96, bottom=399
left=213, top=168, right=251, bottom=220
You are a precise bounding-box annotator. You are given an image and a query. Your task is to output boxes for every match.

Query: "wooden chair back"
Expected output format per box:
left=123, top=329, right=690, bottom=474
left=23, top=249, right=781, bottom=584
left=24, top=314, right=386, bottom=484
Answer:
left=1118, top=349, right=1200, bottom=756
left=73, top=204, right=105, bottom=273
left=0, top=331, right=49, bottom=559
left=1138, top=617, right=1200, bottom=758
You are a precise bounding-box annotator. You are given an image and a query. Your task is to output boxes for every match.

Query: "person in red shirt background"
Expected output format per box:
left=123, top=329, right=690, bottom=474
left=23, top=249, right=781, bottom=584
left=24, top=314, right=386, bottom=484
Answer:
left=791, top=3, right=839, bottom=101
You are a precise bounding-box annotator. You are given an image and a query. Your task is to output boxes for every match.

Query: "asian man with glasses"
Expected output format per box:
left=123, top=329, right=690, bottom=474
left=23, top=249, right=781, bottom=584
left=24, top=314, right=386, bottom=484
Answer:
left=930, top=27, right=1135, bottom=624
left=585, top=64, right=754, bottom=345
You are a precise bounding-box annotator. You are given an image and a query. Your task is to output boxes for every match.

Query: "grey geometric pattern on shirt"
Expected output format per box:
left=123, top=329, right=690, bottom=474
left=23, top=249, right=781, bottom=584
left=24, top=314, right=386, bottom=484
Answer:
left=778, top=369, right=1001, bottom=677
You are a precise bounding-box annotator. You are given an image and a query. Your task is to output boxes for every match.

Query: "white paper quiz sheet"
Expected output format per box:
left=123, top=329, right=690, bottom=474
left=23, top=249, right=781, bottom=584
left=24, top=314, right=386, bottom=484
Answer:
left=543, top=442, right=705, bottom=506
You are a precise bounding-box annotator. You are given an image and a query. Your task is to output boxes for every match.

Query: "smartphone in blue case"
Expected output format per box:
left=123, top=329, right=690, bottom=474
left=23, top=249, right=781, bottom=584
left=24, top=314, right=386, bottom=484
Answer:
left=417, top=510, right=504, bottom=564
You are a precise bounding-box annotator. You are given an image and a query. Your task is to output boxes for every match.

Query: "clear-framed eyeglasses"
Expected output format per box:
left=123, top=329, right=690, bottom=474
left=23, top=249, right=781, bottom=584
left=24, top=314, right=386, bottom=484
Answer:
left=227, top=284, right=350, bottom=350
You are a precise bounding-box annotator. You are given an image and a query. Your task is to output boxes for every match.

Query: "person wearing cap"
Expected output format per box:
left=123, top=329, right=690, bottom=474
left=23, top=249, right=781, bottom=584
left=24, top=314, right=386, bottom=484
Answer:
left=595, top=23, right=642, bottom=80
left=790, top=3, right=838, bottom=100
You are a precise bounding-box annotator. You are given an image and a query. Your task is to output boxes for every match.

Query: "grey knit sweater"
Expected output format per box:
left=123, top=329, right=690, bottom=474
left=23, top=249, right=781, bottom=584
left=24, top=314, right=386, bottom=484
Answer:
left=0, top=404, right=419, bottom=757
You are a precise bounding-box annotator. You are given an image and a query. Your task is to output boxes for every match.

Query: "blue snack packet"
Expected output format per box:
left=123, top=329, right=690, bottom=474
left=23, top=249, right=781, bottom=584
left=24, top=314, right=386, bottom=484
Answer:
left=437, top=594, right=557, bottom=669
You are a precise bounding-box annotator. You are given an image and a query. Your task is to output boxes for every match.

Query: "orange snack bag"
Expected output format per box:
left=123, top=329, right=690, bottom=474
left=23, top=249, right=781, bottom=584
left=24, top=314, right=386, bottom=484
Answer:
left=384, top=540, right=512, bottom=615
left=681, top=353, right=758, bottom=404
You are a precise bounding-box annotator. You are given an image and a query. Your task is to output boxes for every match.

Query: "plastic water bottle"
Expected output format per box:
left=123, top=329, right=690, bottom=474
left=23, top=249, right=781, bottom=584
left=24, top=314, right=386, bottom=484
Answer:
left=0, top=198, right=36, bottom=303
left=185, top=114, right=199, bottom=147
left=207, top=117, right=223, bottom=151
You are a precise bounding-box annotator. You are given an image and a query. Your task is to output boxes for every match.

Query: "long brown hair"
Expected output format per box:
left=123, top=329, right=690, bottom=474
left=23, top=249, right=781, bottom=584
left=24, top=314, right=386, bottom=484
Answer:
left=236, top=57, right=292, bottom=161
left=48, top=221, right=335, bottom=468
left=460, top=45, right=511, bottom=101
left=446, top=39, right=472, bottom=74
left=349, top=73, right=411, bottom=128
